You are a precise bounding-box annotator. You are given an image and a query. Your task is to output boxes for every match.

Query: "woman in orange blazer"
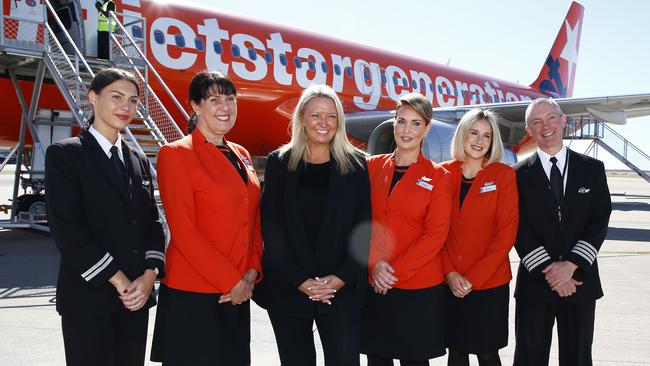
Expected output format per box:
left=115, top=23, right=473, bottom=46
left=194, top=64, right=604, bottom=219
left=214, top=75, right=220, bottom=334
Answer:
left=361, top=93, right=452, bottom=366
left=440, top=109, right=518, bottom=366
left=150, top=71, right=262, bottom=366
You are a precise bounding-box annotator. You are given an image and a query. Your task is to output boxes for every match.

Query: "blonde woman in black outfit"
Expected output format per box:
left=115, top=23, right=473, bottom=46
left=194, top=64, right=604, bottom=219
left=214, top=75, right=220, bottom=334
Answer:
left=254, top=84, right=371, bottom=366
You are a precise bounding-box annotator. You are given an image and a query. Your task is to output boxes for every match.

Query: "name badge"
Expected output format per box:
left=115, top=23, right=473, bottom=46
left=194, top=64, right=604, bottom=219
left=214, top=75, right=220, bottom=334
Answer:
left=241, top=157, right=255, bottom=171
left=480, top=182, right=497, bottom=193
left=416, top=179, right=433, bottom=191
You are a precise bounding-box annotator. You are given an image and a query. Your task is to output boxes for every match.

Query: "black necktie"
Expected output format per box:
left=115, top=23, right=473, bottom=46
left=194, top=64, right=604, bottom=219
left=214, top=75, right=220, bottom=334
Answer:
left=549, top=156, right=563, bottom=205
left=109, top=145, right=128, bottom=186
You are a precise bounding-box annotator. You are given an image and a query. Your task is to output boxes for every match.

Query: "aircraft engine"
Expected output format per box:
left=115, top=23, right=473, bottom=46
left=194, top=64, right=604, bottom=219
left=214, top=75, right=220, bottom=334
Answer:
left=366, top=119, right=455, bottom=163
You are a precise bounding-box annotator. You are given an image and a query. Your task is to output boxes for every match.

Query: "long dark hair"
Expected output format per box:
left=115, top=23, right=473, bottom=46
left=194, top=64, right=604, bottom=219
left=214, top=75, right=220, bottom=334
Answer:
left=87, top=68, right=140, bottom=125
left=187, top=71, right=237, bottom=133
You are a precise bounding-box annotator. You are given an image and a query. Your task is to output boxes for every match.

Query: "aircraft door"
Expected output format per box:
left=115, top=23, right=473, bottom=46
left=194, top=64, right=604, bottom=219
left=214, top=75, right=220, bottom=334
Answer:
left=47, top=0, right=85, bottom=54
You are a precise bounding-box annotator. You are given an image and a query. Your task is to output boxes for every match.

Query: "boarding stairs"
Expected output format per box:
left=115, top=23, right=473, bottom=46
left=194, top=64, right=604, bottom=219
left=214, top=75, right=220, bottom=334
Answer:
left=0, top=0, right=187, bottom=229
left=42, top=1, right=187, bottom=163
left=564, top=116, right=650, bottom=183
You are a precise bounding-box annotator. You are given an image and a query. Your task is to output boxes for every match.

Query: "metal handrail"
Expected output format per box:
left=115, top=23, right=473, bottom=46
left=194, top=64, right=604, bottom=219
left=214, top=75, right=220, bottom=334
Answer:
left=108, top=11, right=190, bottom=125
left=43, top=22, right=90, bottom=126
left=600, top=122, right=650, bottom=162
left=109, top=38, right=174, bottom=144
left=44, top=0, right=95, bottom=81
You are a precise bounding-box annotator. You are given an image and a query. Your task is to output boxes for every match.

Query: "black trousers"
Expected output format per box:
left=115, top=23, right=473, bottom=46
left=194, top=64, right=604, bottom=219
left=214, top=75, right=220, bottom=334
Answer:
left=268, top=309, right=361, bottom=366
left=61, top=309, right=149, bottom=366
left=513, top=299, right=596, bottom=366
left=97, top=31, right=109, bottom=59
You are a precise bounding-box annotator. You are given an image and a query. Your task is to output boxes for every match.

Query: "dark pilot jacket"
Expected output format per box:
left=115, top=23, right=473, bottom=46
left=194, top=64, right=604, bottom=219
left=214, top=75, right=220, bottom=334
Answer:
left=45, top=128, right=165, bottom=315
left=513, top=149, right=611, bottom=303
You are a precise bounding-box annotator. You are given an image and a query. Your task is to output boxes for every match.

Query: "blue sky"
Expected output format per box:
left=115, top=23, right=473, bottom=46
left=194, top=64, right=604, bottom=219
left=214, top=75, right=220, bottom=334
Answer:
left=194, top=0, right=650, bottom=169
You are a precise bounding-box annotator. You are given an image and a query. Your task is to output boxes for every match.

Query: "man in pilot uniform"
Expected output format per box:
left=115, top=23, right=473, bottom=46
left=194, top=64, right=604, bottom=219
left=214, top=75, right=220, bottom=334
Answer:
left=513, top=98, right=611, bottom=366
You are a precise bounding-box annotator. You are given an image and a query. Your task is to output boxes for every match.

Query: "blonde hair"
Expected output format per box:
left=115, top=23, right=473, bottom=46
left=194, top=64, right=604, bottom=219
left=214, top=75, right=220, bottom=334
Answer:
left=450, top=108, right=504, bottom=165
left=396, top=93, right=432, bottom=123
left=525, top=98, right=563, bottom=127
left=279, top=85, right=365, bottom=174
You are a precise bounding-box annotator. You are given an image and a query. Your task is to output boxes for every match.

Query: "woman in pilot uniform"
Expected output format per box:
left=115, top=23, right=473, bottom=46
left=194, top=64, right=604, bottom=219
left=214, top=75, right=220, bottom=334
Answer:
left=361, top=93, right=452, bottom=366
left=45, top=68, right=165, bottom=366
left=440, top=109, right=519, bottom=366
left=150, top=71, right=262, bottom=366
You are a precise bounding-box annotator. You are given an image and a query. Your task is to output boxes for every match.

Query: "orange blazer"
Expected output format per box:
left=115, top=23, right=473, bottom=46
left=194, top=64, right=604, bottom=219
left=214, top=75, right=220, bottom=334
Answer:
left=440, top=160, right=518, bottom=290
left=367, top=153, right=452, bottom=289
left=157, top=129, right=262, bottom=293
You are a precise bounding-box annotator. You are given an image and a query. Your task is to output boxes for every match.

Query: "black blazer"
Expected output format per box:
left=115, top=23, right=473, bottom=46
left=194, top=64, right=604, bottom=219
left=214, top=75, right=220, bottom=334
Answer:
left=513, top=149, right=611, bottom=303
left=254, top=149, right=371, bottom=317
left=45, top=128, right=165, bottom=316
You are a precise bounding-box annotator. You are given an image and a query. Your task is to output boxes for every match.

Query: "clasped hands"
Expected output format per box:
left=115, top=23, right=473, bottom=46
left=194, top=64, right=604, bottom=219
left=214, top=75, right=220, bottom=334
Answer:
left=446, top=271, right=473, bottom=298
left=110, top=269, right=157, bottom=312
left=219, top=269, right=259, bottom=305
left=371, top=260, right=399, bottom=295
left=542, top=261, right=582, bottom=297
left=299, top=275, right=345, bottom=305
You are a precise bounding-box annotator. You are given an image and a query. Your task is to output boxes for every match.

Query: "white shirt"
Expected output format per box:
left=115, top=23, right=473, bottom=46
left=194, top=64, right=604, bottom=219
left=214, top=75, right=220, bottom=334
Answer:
left=88, top=125, right=125, bottom=164
left=537, top=145, right=568, bottom=190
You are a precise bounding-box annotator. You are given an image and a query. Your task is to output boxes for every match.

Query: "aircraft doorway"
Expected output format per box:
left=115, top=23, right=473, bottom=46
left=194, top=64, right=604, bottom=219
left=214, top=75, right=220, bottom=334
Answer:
left=47, top=0, right=85, bottom=55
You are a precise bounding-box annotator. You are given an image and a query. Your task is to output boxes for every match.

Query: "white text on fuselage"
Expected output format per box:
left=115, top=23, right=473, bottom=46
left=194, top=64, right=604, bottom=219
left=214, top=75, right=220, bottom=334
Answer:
left=150, top=17, right=534, bottom=110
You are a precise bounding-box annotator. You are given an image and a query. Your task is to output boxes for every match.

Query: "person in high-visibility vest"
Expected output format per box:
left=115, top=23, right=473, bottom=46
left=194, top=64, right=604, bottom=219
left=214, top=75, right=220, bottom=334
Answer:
left=95, top=0, right=116, bottom=59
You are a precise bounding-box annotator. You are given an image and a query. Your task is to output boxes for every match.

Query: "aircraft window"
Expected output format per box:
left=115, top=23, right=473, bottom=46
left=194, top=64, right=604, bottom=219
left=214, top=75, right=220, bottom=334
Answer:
left=462, top=91, right=467, bottom=98
left=393, top=76, right=399, bottom=85
left=213, top=41, right=223, bottom=55
left=231, top=45, right=241, bottom=58
left=363, top=69, right=370, bottom=81
left=334, top=64, right=341, bottom=75
left=132, top=26, right=143, bottom=39
left=402, top=77, right=408, bottom=86
left=412, top=80, right=419, bottom=89
left=446, top=87, right=451, bottom=95
left=294, top=57, right=302, bottom=68
left=264, top=51, right=273, bottom=64
left=381, top=73, right=387, bottom=85
left=321, top=62, right=328, bottom=73
left=195, top=38, right=204, bottom=52
left=279, top=53, right=287, bottom=66
left=429, top=83, right=435, bottom=93
left=248, top=48, right=257, bottom=60
left=437, top=85, right=443, bottom=94
left=345, top=67, right=353, bottom=78
left=482, top=94, right=487, bottom=102
left=420, top=80, right=426, bottom=91
left=153, top=30, right=165, bottom=45
left=174, top=34, right=185, bottom=48
left=308, top=59, right=316, bottom=71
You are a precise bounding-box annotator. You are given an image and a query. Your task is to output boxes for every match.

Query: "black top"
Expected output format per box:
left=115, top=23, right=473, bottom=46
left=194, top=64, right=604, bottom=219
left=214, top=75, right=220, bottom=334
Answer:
left=214, top=143, right=248, bottom=185
left=460, top=175, right=474, bottom=207
left=389, top=165, right=410, bottom=194
left=255, top=150, right=371, bottom=317
left=298, top=161, right=331, bottom=250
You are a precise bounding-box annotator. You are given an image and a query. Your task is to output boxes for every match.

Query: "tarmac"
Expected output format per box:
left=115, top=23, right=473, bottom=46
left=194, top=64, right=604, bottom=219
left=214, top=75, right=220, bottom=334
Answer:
left=1, top=165, right=650, bottom=365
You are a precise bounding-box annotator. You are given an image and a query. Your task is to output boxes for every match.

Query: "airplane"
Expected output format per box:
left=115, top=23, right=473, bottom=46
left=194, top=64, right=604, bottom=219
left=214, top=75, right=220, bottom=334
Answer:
left=1, top=0, right=649, bottom=219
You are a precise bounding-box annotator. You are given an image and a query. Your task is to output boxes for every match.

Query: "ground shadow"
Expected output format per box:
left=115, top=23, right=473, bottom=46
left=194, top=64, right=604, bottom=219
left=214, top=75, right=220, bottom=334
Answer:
left=0, top=229, right=59, bottom=288
left=606, top=227, right=650, bottom=242
left=612, top=201, right=650, bottom=212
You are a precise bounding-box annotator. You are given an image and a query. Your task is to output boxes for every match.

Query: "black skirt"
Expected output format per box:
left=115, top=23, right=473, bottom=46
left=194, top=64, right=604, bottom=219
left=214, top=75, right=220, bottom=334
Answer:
left=150, top=284, right=251, bottom=366
left=360, top=283, right=446, bottom=360
left=444, top=283, right=510, bottom=354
